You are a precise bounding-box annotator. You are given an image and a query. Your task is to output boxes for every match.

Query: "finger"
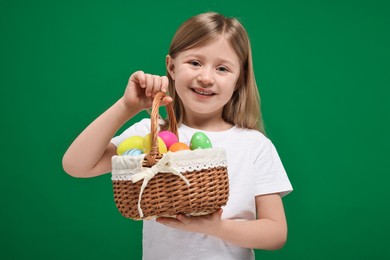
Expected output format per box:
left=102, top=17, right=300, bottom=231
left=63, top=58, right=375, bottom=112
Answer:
left=151, top=76, right=162, bottom=97
left=144, top=74, right=154, bottom=97
left=156, top=217, right=183, bottom=228
left=161, top=76, right=169, bottom=93
left=209, top=209, right=223, bottom=221
left=160, top=96, right=173, bottom=106
left=176, top=213, right=189, bottom=223
left=130, top=71, right=146, bottom=88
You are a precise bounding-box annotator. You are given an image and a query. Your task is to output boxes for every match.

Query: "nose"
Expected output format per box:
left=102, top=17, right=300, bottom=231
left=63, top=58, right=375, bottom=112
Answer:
left=197, top=68, right=215, bottom=86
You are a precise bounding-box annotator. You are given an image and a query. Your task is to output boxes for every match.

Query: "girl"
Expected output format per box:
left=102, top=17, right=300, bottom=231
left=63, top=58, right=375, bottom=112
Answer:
left=63, top=12, right=292, bottom=260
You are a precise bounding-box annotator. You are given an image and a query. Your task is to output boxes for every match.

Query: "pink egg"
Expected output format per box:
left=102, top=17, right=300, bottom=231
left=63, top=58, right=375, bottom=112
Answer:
left=158, top=130, right=179, bottom=149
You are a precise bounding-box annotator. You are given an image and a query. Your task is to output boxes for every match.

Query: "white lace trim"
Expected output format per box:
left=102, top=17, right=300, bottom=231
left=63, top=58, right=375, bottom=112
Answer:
left=111, top=148, right=227, bottom=181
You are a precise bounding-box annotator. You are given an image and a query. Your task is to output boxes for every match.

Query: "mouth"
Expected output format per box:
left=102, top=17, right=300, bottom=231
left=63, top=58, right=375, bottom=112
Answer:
left=191, top=88, right=216, bottom=96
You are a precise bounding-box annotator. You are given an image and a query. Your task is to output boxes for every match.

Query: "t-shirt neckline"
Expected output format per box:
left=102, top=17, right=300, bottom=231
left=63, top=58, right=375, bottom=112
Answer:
left=179, top=123, right=237, bottom=135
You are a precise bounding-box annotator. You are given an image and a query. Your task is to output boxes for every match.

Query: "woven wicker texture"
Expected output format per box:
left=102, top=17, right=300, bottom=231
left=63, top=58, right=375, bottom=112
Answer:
left=112, top=92, right=229, bottom=220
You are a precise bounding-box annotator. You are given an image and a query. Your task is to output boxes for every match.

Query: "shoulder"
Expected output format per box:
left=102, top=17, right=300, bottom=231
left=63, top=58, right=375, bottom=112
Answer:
left=137, top=118, right=151, bottom=128
left=231, top=127, right=271, bottom=146
left=204, top=126, right=272, bottom=159
left=232, top=127, right=268, bottom=139
left=228, top=127, right=278, bottom=160
left=111, top=119, right=151, bottom=147
left=124, top=118, right=152, bottom=135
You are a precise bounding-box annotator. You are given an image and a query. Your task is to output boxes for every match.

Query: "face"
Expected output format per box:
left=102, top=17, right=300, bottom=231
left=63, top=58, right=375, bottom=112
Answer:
left=167, top=36, right=241, bottom=123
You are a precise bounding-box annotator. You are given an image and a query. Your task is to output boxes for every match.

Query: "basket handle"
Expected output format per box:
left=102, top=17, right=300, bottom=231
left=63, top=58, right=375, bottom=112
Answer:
left=145, top=92, right=178, bottom=165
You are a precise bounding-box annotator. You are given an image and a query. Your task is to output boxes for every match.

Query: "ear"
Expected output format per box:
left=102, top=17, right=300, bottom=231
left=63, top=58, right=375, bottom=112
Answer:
left=166, top=55, right=176, bottom=80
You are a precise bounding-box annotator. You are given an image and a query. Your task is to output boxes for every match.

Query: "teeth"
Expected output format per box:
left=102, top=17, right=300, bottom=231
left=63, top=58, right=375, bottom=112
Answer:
left=194, top=89, right=213, bottom=96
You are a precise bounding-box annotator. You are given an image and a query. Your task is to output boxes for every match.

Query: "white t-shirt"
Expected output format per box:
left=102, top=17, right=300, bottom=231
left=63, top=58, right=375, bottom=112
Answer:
left=111, top=119, right=293, bottom=260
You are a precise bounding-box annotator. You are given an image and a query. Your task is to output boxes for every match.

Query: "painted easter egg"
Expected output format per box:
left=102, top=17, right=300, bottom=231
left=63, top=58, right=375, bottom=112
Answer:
left=169, top=142, right=190, bottom=152
left=190, top=132, right=212, bottom=150
left=123, top=148, right=143, bottom=156
left=143, top=133, right=168, bottom=154
left=117, top=136, right=144, bottom=155
left=158, top=130, right=179, bottom=149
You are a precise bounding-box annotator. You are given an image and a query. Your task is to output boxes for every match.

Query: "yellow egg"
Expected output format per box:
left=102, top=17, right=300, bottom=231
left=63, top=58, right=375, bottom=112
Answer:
left=117, top=136, right=145, bottom=155
left=143, top=134, right=168, bottom=154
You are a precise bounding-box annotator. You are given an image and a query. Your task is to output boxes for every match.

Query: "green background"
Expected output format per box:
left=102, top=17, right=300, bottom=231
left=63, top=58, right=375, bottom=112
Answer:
left=1, top=0, right=389, bottom=259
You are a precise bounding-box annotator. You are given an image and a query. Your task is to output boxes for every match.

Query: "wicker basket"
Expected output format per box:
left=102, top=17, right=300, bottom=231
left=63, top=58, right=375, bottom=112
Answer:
left=111, top=92, right=229, bottom=220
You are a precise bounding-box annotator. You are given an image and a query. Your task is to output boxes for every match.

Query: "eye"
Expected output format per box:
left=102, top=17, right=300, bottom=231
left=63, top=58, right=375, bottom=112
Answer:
left=217, top=66, right=229, bottom=72
left=189, top=60, right=201, bottom=67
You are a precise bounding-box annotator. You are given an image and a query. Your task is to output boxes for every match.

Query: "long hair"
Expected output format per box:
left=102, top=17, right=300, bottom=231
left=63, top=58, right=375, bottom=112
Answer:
left=167, top=12, right=265, bottom=133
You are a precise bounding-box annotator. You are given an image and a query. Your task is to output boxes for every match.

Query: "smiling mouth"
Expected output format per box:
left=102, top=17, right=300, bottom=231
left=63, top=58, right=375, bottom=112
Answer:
left=191, top=88, right=215, bottom=96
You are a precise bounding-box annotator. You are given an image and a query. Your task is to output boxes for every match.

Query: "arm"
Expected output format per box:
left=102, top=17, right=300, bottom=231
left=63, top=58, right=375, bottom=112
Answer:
left=62, top=71, right=171, bottom=178
left=62, top=98, right=138, bottom=177
left=156, top=193, right=287, bottom=250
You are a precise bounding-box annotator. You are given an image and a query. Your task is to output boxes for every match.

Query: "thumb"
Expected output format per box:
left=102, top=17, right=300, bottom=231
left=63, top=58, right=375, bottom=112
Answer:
left=160, top=96, right=173, bottom=106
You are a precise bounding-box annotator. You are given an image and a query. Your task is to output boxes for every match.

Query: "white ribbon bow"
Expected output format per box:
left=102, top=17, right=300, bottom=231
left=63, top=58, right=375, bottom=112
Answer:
left=130, top=152, right=190, bottom=218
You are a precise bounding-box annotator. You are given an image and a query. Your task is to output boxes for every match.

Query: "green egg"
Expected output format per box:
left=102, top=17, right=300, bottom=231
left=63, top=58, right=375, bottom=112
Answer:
left=190, top=132, right=212, bottom=150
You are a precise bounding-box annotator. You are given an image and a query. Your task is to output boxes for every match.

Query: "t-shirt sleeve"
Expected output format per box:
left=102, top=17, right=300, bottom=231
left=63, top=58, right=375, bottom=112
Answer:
left=253, top=141, right=293, bottom=197
left=110, top=119, right=151, bottom=147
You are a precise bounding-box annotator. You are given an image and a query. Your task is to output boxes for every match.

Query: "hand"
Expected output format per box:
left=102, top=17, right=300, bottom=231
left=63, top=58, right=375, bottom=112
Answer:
left=121, top=71, right=172, bottom=111
left=156, top=209, right=223, bottom=235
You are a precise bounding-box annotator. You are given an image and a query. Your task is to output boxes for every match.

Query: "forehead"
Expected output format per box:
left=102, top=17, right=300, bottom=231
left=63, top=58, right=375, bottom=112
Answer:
left=179, top=37, right=240, bottom=65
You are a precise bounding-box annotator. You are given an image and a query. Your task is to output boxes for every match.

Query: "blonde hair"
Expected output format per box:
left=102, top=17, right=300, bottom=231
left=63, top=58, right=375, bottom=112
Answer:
left=167, top=12, right=265, bottom=133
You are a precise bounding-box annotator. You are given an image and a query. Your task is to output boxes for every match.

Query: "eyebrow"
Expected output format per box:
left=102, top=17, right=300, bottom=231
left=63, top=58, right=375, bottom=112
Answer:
left=183, top=54, right=237, bottom=67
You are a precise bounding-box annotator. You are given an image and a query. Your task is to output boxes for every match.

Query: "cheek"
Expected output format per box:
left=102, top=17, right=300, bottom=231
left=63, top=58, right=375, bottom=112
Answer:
left=234, top=74, right=243, bottom=90
left=223, top=75, right=240, bottom=91
left=173, top=69, right=193, bottom=86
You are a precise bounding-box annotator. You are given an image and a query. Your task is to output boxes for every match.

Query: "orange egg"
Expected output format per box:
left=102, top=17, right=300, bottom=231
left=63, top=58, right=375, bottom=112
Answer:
left=169, top=142, right=190, bottom=152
